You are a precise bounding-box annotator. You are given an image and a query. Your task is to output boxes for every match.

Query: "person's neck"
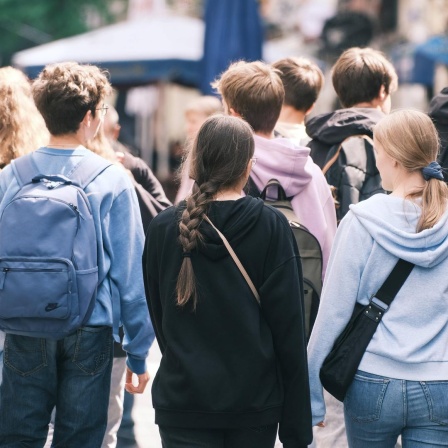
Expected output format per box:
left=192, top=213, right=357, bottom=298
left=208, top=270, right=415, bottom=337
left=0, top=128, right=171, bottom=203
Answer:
left=277, top=106, right=306, bottom=126
left=214, top=190, right=243, bottom=201
left=214, top=184, right=245, bottom=201
left=350, top=101, right=381, bottom=111
left=254, top=130, right=275, bottom=139
left=47, top=134, right=85, bottom=149
left=390, top=172, right=426, bottom=199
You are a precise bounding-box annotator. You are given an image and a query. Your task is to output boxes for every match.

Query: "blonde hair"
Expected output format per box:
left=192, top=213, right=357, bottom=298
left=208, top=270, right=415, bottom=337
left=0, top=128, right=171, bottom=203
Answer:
left=86, top=124, right=117, bottom=162
left=0, top=67, right=49, bottom=167
left=212, top=60, right=284, bottom=134
left=374, top=109, right=448, bottom=232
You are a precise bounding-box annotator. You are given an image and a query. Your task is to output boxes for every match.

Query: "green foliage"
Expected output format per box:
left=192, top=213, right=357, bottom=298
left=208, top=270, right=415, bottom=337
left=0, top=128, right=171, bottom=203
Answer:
left=0, top=0, right=118, bottom=65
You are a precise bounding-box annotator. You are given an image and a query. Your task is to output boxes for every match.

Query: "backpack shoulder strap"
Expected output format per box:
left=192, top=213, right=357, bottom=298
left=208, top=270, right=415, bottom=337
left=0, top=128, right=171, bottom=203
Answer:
left=68, top=153, right=112, bottom=189
left=11, top=154, right=40, bottom=187
left=322, top=134, right=373, bottom=175
left=259, top=178, right=288, bottom=201
left=246, top=176, right=261, bottom=198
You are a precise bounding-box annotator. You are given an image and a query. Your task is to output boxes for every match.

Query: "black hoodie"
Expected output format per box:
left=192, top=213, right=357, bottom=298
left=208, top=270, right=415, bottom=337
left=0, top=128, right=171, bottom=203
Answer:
left=306, top=107, right=384, bottom=169
left=428, top=87, right=448, bottom=180
left=143, top=196, right=312, bottom=447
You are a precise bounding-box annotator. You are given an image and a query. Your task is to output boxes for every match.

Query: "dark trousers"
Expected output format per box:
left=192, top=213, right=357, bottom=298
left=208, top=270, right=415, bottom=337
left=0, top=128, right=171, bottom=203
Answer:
left=159, top=424, right=278, bottom=448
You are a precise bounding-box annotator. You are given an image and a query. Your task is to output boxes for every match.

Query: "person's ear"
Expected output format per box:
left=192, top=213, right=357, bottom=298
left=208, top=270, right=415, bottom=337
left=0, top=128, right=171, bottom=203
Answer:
left=229, top=108, right=242, bottom=118
left=81, top=110, right=93, bottom=128
left=113, top=124, right=121, bottom=140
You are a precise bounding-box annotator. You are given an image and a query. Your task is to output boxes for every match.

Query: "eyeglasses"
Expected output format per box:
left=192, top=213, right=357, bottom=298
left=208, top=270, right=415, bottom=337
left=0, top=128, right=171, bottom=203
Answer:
left=96, top=105, right=109, bottom=117
left=251, top=158, right=258, bottom=166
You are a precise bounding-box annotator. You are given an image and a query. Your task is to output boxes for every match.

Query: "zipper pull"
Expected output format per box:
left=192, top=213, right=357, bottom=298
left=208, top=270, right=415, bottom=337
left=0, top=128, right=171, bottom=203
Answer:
left=69, top=203, right=84, bottom=219
left=0, top=268, right=9, bottom=290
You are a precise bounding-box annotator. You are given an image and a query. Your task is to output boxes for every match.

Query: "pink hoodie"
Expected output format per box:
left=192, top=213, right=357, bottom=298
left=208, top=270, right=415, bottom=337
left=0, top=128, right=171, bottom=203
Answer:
left=251, top=135, right=337, bottom=278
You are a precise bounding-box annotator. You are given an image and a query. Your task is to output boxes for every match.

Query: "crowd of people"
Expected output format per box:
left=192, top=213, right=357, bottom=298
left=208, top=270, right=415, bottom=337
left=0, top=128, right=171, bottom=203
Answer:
left=0, top=45, right=447, bottom=448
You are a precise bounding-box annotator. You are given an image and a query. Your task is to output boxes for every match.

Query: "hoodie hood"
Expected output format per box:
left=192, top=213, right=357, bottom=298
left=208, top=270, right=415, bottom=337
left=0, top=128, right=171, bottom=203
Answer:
left=252, top=135, right=315, bottom=198
left=428, top=87, right=448, bottom=149
left=350, top=194, right=448, bottom=268
left=306, top=108, right=384, bottom=146
left=197, top=196, right=265, bottom=261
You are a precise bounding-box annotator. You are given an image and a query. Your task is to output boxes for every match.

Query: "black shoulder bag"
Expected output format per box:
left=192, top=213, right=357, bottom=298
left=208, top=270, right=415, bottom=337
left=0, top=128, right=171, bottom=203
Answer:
left=320, top=259, right=414, bottom=402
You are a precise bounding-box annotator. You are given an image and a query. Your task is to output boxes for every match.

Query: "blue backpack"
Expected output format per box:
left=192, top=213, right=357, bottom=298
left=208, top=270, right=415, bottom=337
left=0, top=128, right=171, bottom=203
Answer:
left=0, top=153, right=111, bottom=339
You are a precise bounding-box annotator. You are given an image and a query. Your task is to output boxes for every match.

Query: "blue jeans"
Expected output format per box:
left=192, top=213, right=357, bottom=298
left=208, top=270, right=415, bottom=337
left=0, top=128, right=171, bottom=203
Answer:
left=0, top=330, right=5, bottom=384
left=344, top=371, right=448, bottom=447
left=0, top=326, right=113, bottom=448
left=159, top=424, right=278, bottom=448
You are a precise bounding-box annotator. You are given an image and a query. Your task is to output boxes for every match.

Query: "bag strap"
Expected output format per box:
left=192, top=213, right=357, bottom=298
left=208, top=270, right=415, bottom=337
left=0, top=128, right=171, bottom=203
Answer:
left=259, top=178, right=289, bottom=201
left=365, top=258, right=414, bottom=324
left=11, top=154, right=40, bottom=187
left=68, top=154, right=112, bottom=189
left=11, top=152, right=112, bottom=190
left=246, top=176, right=261, bottom=198
left=374, top=259, right=415, bottom=307
left=203, top=214, right=260, bottom=305
left=322, top=135, right=374, bottom=175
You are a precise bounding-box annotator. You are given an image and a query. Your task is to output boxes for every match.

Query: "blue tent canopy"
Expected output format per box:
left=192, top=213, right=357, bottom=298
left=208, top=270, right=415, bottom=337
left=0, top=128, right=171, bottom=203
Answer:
left=201, top=0, right=263, bottom=94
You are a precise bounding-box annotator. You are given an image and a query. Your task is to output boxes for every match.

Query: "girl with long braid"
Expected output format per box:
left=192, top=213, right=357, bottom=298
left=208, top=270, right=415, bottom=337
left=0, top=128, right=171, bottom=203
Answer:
left=144, top=114, right=312, bottom=448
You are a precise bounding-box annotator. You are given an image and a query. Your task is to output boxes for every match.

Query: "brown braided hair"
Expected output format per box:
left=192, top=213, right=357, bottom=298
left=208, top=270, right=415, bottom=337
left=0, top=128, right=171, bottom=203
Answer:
left=176, top=114, right=255, bottom=308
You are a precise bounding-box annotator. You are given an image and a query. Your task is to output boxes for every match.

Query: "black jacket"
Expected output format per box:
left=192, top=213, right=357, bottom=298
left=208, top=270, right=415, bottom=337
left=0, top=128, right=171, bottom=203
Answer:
left=428, top=87, right=448, bottom=180
left=122, top=152, right=172, bottom=232
left=306, top=108, right=385, bottom=220
left=143, top=196, right=312, bottom=448
left=306, top=107, right=384, bottom=169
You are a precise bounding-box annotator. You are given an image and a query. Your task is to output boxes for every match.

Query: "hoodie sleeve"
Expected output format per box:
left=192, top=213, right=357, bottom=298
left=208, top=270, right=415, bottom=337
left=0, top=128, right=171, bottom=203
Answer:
left=321, top=193, right=337, bottom=279
left=103, top=186, right=155, bottom=374
left=307, top=211, right=372, bottom=426
left=143, top=212, right=168, bottom=353
left=260, top=213, right=312, bottom=447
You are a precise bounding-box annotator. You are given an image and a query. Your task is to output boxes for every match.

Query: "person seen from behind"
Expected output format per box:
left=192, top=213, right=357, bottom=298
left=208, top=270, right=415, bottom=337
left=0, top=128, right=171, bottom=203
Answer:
left=0, top=62, right=153, bottom=447
left=428, top=87, right=448, bottom=181
left=306, top=47, right=398, bottom=169
left=213, top=60, right=336, bottom=278
left=0, top=66, right=49, bottom=386
left=143, top=114, right=312, bottom=448
left=308, top=109, right=448, bottom=447
left=272, top=57, right=324, bottom=146
left=174, top=95, right=222, bottom=204
left=305, top=47, right=399, bottom=448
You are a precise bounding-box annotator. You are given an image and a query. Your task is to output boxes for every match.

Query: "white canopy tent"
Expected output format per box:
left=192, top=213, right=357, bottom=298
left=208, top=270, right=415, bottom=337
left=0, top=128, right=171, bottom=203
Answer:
left=13, top=14, right=205, bottom=87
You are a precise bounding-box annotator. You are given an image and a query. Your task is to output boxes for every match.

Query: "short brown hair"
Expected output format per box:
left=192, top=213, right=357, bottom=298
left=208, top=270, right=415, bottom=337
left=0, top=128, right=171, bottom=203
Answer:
left=332, top=47, right=398, bottom=108
left=212, top=61, right=284, bottom=134
left=32, top=62, right=111, bottom=135
left=272, top=57, right=324, bottom=112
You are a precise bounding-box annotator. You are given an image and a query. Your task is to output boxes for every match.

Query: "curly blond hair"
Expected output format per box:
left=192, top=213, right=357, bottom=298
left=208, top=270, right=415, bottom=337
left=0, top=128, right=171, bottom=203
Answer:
left=0, top=67, right=49, bottom=167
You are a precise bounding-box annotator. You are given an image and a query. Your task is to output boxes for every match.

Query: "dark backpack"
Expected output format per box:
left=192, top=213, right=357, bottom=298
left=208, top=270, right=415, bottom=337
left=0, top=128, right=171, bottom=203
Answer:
left=247, top=178, right=322, bottom=338
left=322, top=135, right=383, bottom=222
left=0, top=153, right=111, bottom=339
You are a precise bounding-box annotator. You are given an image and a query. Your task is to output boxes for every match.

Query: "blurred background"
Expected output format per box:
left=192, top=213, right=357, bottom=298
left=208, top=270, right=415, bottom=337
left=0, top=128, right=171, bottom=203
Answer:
left=4, top=0, right=448, bottom=199
left=6, top=2, right=445, bottom=447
